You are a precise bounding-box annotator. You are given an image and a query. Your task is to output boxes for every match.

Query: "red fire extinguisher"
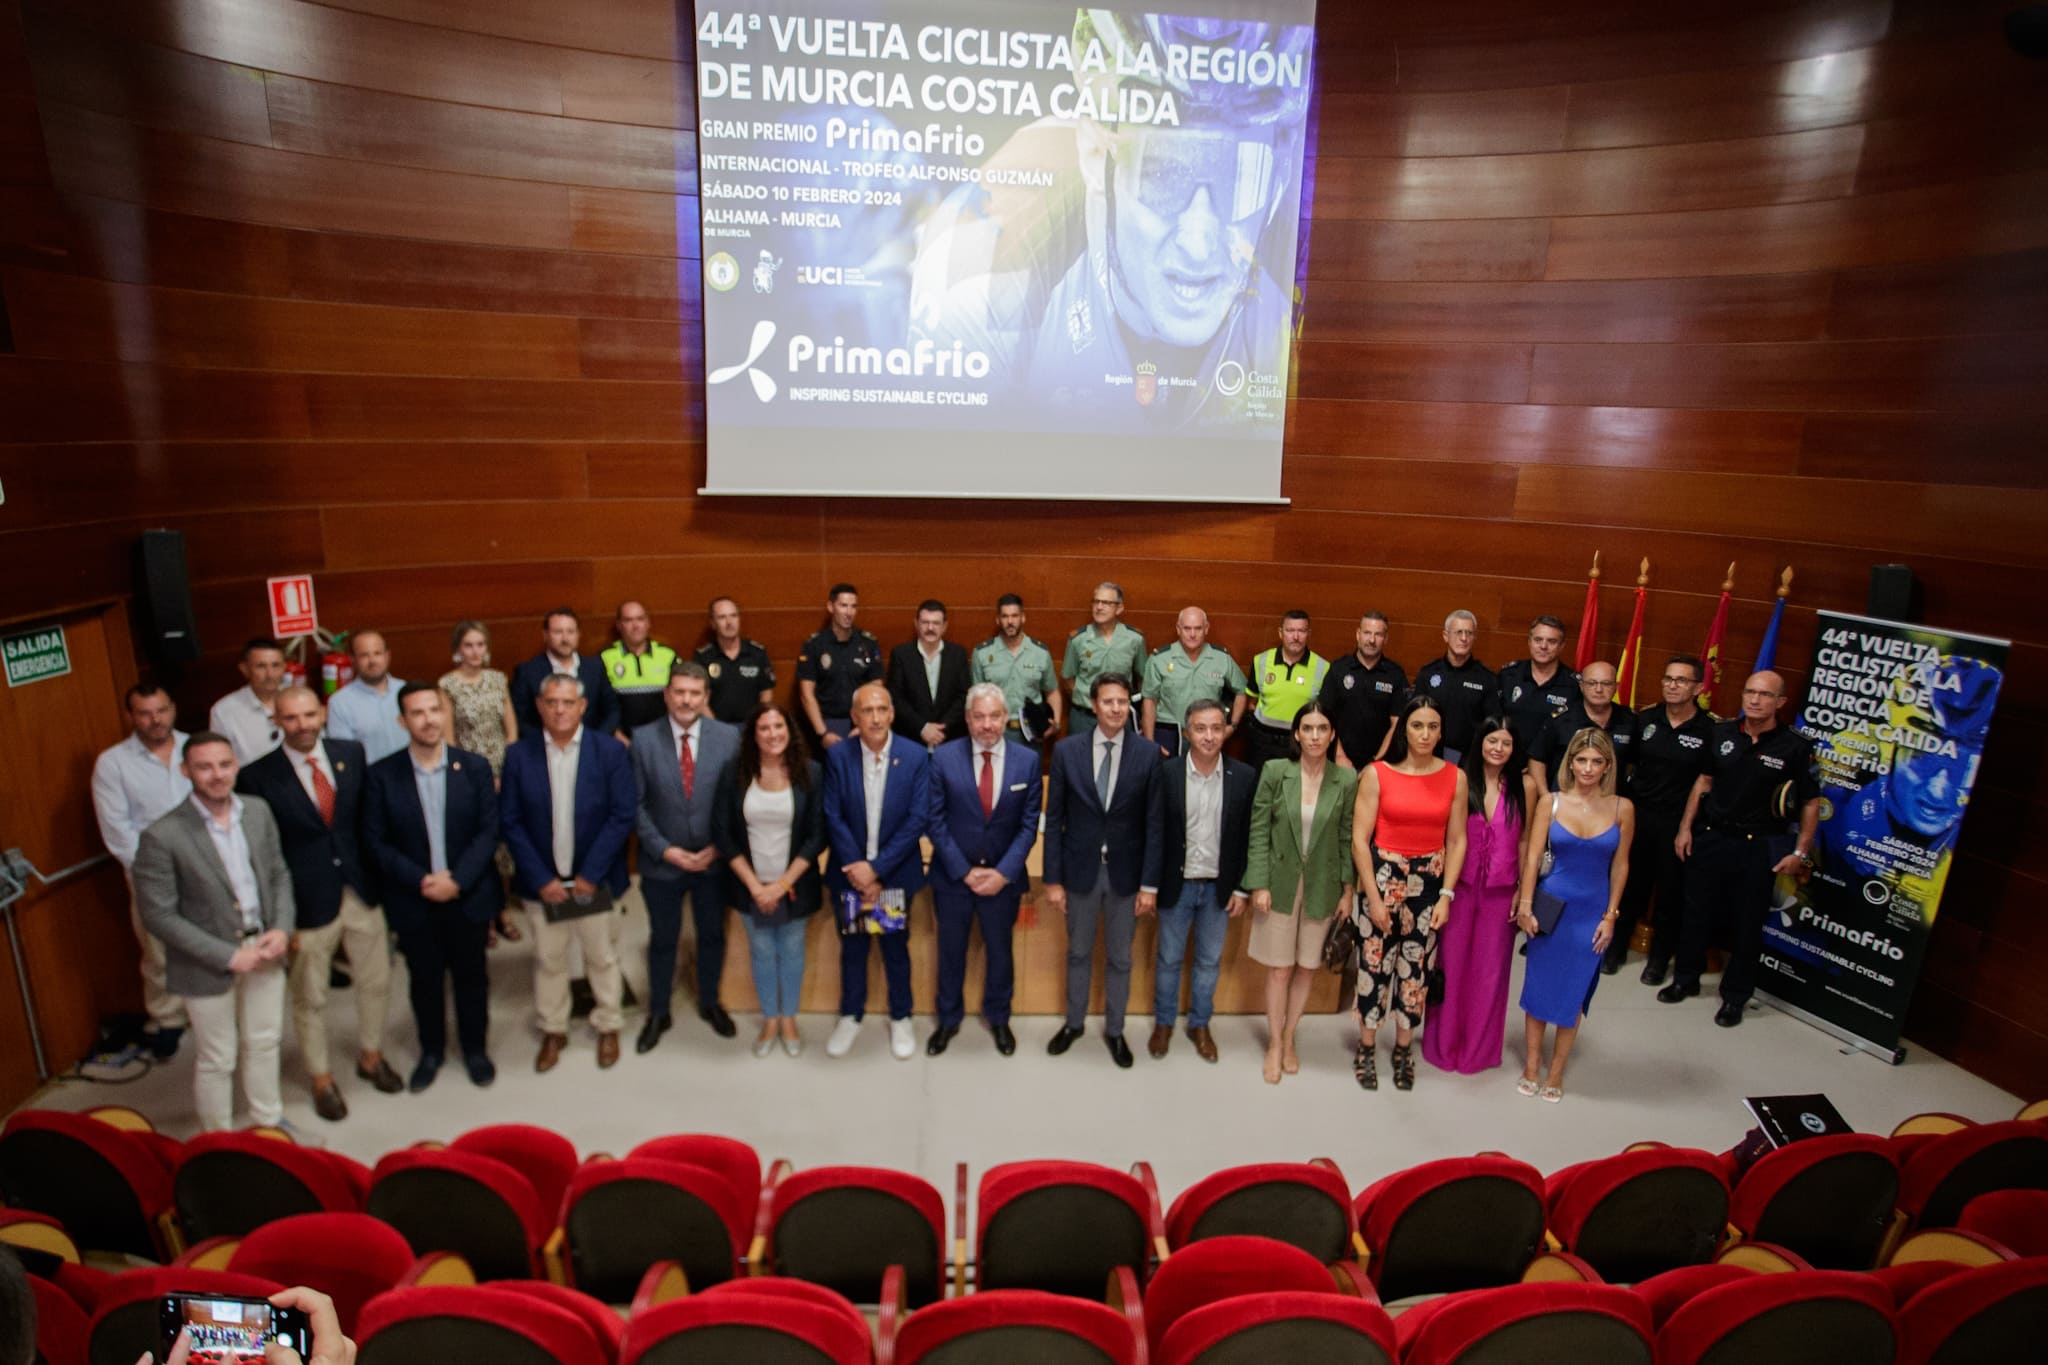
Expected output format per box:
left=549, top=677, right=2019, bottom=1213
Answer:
left=281, top=656, right=309, bottom=690
left=321, top=633, right=353, bottom=695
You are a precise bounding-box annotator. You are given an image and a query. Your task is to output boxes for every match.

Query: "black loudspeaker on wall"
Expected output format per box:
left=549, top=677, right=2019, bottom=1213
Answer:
left=1868, top=563, right=1918, bottom=622
left=134, top=529, right=202, bottom=663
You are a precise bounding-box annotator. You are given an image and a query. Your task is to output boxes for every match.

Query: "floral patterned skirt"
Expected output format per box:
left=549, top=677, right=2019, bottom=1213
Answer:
left=1358, top=844, right=1444, bottom=1031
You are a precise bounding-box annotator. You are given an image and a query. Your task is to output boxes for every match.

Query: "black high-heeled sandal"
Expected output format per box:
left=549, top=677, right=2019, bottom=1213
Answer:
left=1354, top=1042, right=1378, bottom=1091
left=1391, top=1042, right=1415, bottom=1091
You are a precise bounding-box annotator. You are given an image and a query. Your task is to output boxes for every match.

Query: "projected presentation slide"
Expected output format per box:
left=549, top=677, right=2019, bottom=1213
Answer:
left=694, top=0, right=1317, bottom=501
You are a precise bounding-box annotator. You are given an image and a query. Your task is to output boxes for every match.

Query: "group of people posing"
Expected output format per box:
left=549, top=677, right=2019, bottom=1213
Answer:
left=90, top=586, right=1819, bottom=1131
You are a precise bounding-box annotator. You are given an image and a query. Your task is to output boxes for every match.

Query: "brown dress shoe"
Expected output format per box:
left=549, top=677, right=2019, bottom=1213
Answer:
left=596, top=1032, right=620, bottom=1069
left=312, top=1084, right=348, bottom=1122
left=1189, top=1026, right=1219, bottom=1063
left=1148, top=1025, right=1172, bottom=1058
left=535, top=1033, right=567, bottom=1073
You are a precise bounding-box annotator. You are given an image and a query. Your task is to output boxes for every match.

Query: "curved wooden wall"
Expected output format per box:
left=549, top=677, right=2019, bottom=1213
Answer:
left=1, top=0, right=2044, bottom=1091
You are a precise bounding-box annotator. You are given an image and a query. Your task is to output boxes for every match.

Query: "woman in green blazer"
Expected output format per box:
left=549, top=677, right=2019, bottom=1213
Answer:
left=1245, top=701, right=1357, bottom=1085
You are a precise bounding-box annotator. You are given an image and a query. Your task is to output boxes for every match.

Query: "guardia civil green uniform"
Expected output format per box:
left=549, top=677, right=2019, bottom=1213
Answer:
left=1244, top=647, right=1329, bottom=770
left=1062, top=620, right=1147, bottom=732
left=1141, top=643, right=1247, bottom=757
left=599, top=639, right=678, bottom=732
left=972, top=633, right=1058, bottom=727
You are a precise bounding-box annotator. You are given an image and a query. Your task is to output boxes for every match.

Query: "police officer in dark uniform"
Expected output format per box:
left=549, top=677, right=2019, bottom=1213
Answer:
left=1529, top=661, right=1640, bottom=794
left=1408, top=609, right=1498, bottom=764
left=1319, top=610, right=1405, bottom=769
left=1617, top=655, right=1714, bottom=982
left=797, top=583, right=884, bottom=750
left=1662, top=670, right=1821, bottom=1027
left=694, top=595, right=778, bottom=725
left=1495, top=615, right=1578, bottom=752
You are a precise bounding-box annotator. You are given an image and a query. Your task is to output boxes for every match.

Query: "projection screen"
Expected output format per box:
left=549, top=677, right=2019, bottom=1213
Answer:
left=693, top=0, right=1318, bottom=502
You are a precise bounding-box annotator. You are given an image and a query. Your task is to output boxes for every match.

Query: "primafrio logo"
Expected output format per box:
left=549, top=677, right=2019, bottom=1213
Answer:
left=708, top=320, right=778, bottom=401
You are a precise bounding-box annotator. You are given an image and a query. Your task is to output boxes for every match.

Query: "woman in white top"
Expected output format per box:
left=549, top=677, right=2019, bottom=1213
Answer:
left=712, top=702, right=827, bottom=1056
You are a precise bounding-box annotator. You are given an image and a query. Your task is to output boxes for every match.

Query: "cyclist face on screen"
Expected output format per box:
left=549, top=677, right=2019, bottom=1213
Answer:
left=1108, top=129, right=1269, bottom=348
left=1884, top=746, right=1971, bottom=840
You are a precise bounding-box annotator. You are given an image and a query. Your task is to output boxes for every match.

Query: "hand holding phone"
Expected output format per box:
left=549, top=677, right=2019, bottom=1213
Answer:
left=157, top=1293, right=310, bottom=1362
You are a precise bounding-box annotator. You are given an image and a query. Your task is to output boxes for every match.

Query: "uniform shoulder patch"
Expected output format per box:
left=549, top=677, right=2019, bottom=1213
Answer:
left=1151, top=642, right=1173, bottom=655
left=977, top=636, right=1000, bottom=650
left=1069, top=625, right=1086, bottom=638
left=745, top=639, right=764, bottom=649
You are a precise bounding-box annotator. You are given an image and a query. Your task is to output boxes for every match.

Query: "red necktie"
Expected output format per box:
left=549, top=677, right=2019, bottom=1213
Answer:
left=309, top=758, right=336, bottom=827
left=978, top=750, right=994, bottom=817
left=679, top=730, right=696, bottom=799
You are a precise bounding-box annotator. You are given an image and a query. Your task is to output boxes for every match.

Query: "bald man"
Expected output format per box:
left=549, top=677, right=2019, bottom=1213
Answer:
left=1663, top=671, right=1821, bottom=1027
left=1139, top=607, right=1247, bottom=759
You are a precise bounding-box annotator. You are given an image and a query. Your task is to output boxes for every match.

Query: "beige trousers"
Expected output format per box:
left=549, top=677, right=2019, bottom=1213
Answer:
left=186, top=962, right=285, bottom=1132
left=128, top=884, right=188, bottom=1030
left=287, top=888, right=393, bottom=1078
left=532, top=905, right=623, bottom=1036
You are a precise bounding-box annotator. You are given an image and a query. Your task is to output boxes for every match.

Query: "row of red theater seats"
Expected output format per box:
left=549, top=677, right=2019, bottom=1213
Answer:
left=22, top=1220, right=2048, bottom=1364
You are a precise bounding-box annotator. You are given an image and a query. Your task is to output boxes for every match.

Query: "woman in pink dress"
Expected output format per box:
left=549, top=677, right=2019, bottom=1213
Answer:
left=1424, top=715, right=1532, bottom=1073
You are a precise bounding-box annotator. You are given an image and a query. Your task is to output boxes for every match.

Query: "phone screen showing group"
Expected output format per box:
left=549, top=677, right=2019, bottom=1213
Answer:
left=159, top=1294, right=310, bottom=1360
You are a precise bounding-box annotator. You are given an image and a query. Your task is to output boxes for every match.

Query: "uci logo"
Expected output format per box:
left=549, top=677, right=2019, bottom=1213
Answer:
left=796, top=265, right=846, bottom=286
left=708, top=320, right=777, bottom=401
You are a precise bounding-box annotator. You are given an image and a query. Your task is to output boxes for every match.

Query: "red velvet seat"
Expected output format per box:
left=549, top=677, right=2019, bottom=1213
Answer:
left=29, top=1272, right=90, bottom=1365
left=560, top=1156, right=749, bottom=1303
left=620, top=1295, right=872, bottom=1365
left=1874, top=1259, right=1973, bottom=1308
left=1157, top=1290, right=1395, bottom=1365
left=891, top=1290, right=1140, bottom=1364
left=1899, top=1121, right=2048, bottom=1231
left=0, top=1110, right=177, bottom=1260
left=1544, top=1146, right=1730, bottom=1282
left=699, top=1274, right=870, bottom=1335
left=1395, top=1283, right=1654, bottom=1365
left=366, top=1146, right=547, bottom=1281
left=762, top=1165, right=946, bottom=1308
left=450, top=1124, right=580, bottom=1225
left=172, top=1131, right=370, bottom=1241
left=629, top=1135, right=764, bottom=1212
left=490, top=1280, right=625, bottom=1360
left=224, top=1212, right=421, bottom=1334
left=1632, top=1263, right=1756, bottom=1331
left=1134, top=1234, right=1340, bottom=1357
left=1729, top=1133, right=1900, bottom=1270
left=87, top=1269, right=286, bottom=1365
left=1657, top=1269, right=1899, bottom=1364
left=1353, top=1155, right=1546, bottom=1302
left=1163, top=1160, right=1353, bottom=1265
left=1957, top=1189, right=2048, bottom=1258
left=1897, top=1255, right=2048, bottom=1364
left=356, top=1285, right=613, bottom=1365
left=0, top=1208, right=82, bottom=1280
left=977, top=1160, right=1160, bottom=1298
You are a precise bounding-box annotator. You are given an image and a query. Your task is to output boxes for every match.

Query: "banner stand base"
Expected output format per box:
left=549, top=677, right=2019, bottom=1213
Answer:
left=1759, top=992, right=1906, bottom=1066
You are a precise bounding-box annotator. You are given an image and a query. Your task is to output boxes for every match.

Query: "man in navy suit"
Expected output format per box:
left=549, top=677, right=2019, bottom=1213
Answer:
left=926, top=683, right=1042, bottom=1057
left=631, top=661, right=741, bottom=1051
left=237, top=685, right=399, bottom=1121
left=364, top=681, right=503, bottom=1092
left=502, top=674, right=637, bottom=1072
left=823, top=681, right=930, bottom=1061
left=509, top=606, right=621, bottom=740
left=1140, top=698, right=1257, bottom=1063
left=887, top=599, right=972, bottom=748
left=1043, top=674, right=1160, bottom=1068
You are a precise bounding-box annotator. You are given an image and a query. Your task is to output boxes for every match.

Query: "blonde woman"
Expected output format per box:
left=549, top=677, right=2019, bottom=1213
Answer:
left=440, top=620, right=522, bottom=942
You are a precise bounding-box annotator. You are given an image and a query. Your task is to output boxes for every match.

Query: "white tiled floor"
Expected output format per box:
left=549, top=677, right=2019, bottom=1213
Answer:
left=18, top=919, right=2020, bottom=1203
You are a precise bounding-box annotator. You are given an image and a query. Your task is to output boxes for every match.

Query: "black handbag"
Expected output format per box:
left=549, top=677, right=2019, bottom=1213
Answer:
left=1528, top=886, right=1568, bottom=936
left=1322, top=908, right=1362, bottom=973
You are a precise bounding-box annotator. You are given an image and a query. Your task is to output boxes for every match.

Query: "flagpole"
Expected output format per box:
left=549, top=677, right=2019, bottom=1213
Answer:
left=1575, top=550, right=1602, bottom=672
left=1754, top=566, right=1794, bottom=675
left=1618, top=557, right=1650, bottom=708
left=1699, top=562, right=1735, bottom=714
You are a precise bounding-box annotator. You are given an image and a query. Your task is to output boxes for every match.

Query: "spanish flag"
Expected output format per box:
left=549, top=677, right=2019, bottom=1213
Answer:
left=1698, top=563, right=1734, bottom=713
left=1574, top=552, right=1601, bottom=672
left=1615, top=559, right=1650, bottom=707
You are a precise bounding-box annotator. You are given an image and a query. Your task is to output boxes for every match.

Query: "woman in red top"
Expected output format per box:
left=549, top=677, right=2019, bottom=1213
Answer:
left=1349, top=696, right=1468, bottom=1091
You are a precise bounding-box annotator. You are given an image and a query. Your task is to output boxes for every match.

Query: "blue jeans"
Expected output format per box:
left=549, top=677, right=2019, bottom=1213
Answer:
left=1154, top=879, right=1229, bottom=1029
left=745, top=916, right=808, bottom=1017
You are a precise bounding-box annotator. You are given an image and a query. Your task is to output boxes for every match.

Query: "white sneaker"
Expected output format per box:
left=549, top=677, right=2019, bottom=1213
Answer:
left=889, top=1018, right=915, bottom=1060
left=781, top=1033, right=803, bottom=1058
left=826, top=1016, right=862, bottom=1058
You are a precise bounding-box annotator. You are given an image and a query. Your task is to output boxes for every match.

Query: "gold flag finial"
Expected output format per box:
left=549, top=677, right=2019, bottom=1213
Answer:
left=1588, top=550, right=1602, bottom=582
left=1721, top=562, right=1736, bottom=593
left=1777, top=566, right=1794, bottom=599
left=1637, top=558, right=1650, bottom=588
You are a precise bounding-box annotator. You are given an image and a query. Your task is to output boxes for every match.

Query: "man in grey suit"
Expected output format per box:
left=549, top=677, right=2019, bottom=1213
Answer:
left=133, top=731, right=295, bottom=1133
left=631, top=661, right=740, bottom=1052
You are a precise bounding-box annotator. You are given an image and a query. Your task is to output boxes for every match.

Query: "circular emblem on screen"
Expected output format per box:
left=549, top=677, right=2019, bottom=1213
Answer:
left=707, top=662, right=722, bottom=679
left=1215, top=360, right=1246, bottom=397
left=1863, top=879, right=1891, bottom=906
left=706, top=252, right=740, bottom=292
left=1800, top=1111, right=1827, bottom=1134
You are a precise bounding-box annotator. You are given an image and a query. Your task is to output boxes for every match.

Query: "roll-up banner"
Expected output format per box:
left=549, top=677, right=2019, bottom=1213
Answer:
left=1760, top=611, right=2006, bottom=1063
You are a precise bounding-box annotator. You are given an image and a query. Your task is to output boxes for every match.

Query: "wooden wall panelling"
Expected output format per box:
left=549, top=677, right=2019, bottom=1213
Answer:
left=1300, top=274, right=1834, bottom=345
left=1302, top=218, right=1551, bottom=282
left=22, top=6, right=271, bottom=145
left=1286, top=400, right=1805, bottom=473
left=1826, top=248, right=2048, bottom=339
left=1293, top=341, right=1533, bottom=403
left=299, top=373, right=695, bottom=441
left=1314, top=87, right=1572, bottom=158
left=323, top=0, right=682, bottom=59
left=0, top=354, right=312, bottom=441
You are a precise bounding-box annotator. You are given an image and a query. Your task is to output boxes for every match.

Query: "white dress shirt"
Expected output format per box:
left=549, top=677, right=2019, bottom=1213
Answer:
left=194, top=794, right=263, bottom=931
left=545, top=727, right=584, bottom=879
left=921, top=642, right=944, bottom=701
left=1184, top=758, right=1225, bottom=880
left=284, top=741, right=336, bottom=808
left=92, top=730, right=192, bottom=869
left=862, top=739, right=890, bottom=860
left=209, top=686, right=281, bottom=765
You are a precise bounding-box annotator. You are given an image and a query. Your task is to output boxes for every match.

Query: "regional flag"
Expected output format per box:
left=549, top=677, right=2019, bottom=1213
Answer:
left=1574, top=553, right=1601, bottom=672
left=1615, top=561, right=1650, bottom=707
left=1698, top=565, right=1734, bottom=713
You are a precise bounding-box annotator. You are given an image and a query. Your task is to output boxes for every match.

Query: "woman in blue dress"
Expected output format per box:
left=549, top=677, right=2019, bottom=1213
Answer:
left=1513, top=728, right=1633, bottom=1102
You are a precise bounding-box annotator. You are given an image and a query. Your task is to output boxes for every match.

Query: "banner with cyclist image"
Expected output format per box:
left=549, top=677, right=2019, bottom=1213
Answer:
left=1759, top=612, right=2005, bottom=1062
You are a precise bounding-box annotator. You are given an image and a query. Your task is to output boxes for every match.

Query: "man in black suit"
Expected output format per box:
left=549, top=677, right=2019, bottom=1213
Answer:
left=509, top=606, right=621, bottom=740
left=1140, top=697, right=1256, bottom=1062
left=364, top=681, right=504, bottom=1091
left=886, top=599, right=971, bottom=749
left=1043, top=674, right=1160, bottom=1068
left=238, top=686, right=402, bottom=1121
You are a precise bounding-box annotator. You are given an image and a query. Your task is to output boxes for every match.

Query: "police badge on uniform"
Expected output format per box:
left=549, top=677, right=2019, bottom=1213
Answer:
left=1643, top=724, right=1657, bottom=738
left=1265, top=671, right=1276, bottom=684
left=1430, top=674, right=1442, bottom=687
left=614, top=663, right=626, bottom=678
left=820, top=654, right=832, bottom=670
left=1512, top=686, right=1523, bottom=701
left=707, top=662, right=722, bottom=679
left=1343, top=674, right=1355, bottom=690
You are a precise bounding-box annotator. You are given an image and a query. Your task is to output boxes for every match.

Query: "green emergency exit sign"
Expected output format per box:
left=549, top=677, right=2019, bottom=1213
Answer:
left=3, top=625, right=70, bottom=686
